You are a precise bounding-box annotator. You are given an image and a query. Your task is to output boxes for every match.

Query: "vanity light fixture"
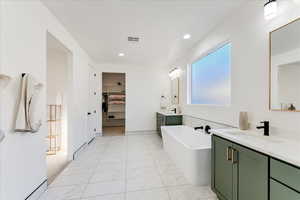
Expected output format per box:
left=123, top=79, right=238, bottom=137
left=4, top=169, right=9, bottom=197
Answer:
left=264, top=0, right=278, bottom=20
left=118, top=53, right=125, bottom=57
left=183, top=34, right=191, bottom=40
left=0, top=74, right=12, bottom=91
left=169, top=68, right=181, bottom=80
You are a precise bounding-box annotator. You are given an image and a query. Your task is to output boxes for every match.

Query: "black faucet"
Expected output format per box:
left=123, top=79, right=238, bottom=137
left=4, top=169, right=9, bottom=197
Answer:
left=256, top=121, right=269, bottom=136
left=194, top=126, right=204, bottom=131
left=170, top=108, right=177, bottom=114
left=205, top=125, right=211, bottom=134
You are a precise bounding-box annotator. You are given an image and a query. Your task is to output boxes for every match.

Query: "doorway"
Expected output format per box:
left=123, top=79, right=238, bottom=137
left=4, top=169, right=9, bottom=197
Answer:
left=102, top=73, right=126, bottom=136
left=46, top=33, right=72, bottom=184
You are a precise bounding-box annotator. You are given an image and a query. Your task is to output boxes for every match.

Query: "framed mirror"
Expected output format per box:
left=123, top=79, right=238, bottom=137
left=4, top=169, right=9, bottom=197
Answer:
left=270, top=18, right=300, bottom=112
left=171, top=78, right=179, bottom=105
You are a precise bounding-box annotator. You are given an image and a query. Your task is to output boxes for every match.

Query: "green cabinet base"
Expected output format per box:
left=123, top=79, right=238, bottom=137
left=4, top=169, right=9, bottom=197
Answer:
left=156, top=112, right=182, bottom=137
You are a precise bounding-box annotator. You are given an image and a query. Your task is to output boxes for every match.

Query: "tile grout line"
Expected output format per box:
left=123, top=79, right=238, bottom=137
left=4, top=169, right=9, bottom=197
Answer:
left=124, top=134, right=129, bottom=200
left=45, top=134, right=212, bottom=200
left=153, top=139, right=173, bottom=200
left=79, top=136, right=110, bottom=199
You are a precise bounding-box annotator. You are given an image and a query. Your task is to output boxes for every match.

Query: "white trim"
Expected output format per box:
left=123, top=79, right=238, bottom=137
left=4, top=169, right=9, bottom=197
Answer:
left=25, top=180, right=47, bottom=200
left=72, top=142, right=88, bottom=160
left=190, top=40, right=231, bottom=64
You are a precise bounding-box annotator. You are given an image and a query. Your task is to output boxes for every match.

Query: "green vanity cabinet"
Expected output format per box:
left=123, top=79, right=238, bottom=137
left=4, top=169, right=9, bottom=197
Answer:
left=270, top=158, right=300, bottom=200
left=213, top=136, right=234, bottom=200
left=212, top=135, right=268, bottom=200
left=232, top=143, right=268, bottom=200
left=270, top=179, right=300, bottom=200
left=156, top=112, right=182, bottom=137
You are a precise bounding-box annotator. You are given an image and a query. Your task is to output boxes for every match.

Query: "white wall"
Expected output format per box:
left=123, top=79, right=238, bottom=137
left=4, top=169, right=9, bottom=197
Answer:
left=173, top=1, right=300, bottom=138
left=97, top=63, right=170, bottom=133
left=0, top=0, right=4, bottom=198
left=0, top=1, right=93, bottom=199
left=47, top=49, right=68, bottom=105
left=47, top=48, right=70, bottom=152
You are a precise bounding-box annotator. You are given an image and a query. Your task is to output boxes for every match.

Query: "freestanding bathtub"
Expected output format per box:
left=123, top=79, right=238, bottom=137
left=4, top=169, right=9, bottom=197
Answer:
left=161, top=125, right=211, bottom=186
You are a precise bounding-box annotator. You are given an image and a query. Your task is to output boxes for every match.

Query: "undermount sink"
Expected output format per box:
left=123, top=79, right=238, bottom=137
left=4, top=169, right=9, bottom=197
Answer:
left=218, top=129, right=284, bottom=144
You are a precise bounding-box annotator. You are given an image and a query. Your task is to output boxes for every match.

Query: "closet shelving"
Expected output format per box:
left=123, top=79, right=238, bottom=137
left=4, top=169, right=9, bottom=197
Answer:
left=103, top=91, right=125, bottom=121
left=102, top=73, right=126, bottom=128
left=47, top=104, right=62, bottom=155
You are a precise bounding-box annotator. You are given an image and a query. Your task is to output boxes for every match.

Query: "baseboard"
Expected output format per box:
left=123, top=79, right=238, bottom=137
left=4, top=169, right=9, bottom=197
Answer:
left=72, top=142, right=87, bottom=160
left=126, top=130, right=157, bottom=135
left=88, top=137, right=95, bottom=145
left=25, top=179, right=47, bottom=200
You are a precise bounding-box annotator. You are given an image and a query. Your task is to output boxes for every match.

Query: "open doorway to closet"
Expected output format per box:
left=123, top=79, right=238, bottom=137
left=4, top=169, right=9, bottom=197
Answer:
left=102, top=73, right=126, bottom=136
left=46, top=33, right=72, bottom=184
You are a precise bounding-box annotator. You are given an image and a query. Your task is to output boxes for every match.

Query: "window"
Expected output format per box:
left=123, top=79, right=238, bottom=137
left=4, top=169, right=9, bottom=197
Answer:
left=190, top=43, right=231, bottom=105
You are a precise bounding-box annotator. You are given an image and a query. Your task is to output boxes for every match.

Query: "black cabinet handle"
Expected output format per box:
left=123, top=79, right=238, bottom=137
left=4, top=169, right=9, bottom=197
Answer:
left=87, top=112, right=91, bottom=115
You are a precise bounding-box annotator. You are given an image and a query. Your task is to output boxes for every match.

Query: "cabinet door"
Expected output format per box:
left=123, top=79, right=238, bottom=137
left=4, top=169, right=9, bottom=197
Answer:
left=233, top=144, right=268, bottom=200
left=270, top=179, right=300, bottom=200
left=213, top=136, right=233, bottom=200
left=165, top=116, right=182, bottom=125
left=156, top=113, right=161, bottom=132
left=156, top=113, right=162, bottom=136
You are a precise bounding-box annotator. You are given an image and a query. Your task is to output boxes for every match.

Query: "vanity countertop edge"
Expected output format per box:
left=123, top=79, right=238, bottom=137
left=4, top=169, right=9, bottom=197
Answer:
left=157, top=111, right=183, bottom=116
left=212, top=128, right=300, bottom=168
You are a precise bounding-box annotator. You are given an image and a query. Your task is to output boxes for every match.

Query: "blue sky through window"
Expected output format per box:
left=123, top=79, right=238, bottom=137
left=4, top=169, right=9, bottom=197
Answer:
left=191, top=43, right=231, bottom=105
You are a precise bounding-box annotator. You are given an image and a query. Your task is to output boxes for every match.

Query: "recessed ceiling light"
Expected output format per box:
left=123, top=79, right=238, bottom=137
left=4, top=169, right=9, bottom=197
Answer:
left=183, top=34, right=191, bottom=40
left=118, top=53, right=125, bottom=57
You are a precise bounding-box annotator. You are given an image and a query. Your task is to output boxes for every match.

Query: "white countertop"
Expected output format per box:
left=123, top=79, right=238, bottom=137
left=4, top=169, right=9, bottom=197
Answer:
left=157, top=111, right=182, bottom=116
left=212, top=128, right=300, bottom=167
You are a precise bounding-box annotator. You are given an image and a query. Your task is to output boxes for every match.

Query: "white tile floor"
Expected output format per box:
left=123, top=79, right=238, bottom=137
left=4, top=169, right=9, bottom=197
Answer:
left=39, top=133, right=217, bottom=200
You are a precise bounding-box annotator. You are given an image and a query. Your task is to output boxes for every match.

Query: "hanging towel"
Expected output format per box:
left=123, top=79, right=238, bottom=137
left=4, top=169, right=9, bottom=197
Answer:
left=14, top=73, right=42, bottom=133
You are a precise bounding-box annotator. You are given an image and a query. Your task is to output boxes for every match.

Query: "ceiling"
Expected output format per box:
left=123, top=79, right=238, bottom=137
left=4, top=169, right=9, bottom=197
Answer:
left=42, top=0, right=246, bottom=67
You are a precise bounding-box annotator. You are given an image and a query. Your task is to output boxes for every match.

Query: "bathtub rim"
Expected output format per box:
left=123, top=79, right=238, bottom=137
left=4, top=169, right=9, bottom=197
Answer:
left=161, top=125, right=211, bottom=151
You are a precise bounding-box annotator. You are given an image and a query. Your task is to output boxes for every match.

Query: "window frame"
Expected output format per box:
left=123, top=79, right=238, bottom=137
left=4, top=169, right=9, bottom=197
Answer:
left=188, top=41, right=232, bottom=106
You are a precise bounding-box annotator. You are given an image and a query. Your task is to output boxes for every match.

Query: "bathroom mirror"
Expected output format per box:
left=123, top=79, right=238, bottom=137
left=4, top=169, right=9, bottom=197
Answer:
left=270, top=18, right=300, bottom=112
left=171, top=78, right=179, bottom=105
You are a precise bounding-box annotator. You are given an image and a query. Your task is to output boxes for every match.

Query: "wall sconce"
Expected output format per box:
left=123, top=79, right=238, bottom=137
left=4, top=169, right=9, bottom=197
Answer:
left=0, top=74, right=12, bottom=91
left=169, top=68, right=181, bottom=80
left=264, top=0, right=278, bottom=20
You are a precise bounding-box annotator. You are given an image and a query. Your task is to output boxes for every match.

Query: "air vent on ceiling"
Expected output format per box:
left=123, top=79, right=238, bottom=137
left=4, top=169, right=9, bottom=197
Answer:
left=128, top=37, right=139, bottom=42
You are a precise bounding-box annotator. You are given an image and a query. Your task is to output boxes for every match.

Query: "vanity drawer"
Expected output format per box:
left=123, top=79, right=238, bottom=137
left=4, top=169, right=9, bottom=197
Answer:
left=270, top=158, right=300, bottom=192
left=270, top=179, right=300, bottom=200
left=165, top=116, right=182, bottom=125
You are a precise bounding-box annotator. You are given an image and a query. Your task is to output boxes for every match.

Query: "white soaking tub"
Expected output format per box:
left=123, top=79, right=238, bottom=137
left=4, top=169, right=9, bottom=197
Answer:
left=161, top=125, right=211, bottom=186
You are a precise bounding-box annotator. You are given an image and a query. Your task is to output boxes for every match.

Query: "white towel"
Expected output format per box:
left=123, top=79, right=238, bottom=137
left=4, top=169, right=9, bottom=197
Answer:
left=14, top=74, right=42, bottom=133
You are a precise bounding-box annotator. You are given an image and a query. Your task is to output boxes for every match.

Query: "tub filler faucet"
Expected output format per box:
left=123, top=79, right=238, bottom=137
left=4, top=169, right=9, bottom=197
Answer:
left=194, top=126, right=204, bottom=131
